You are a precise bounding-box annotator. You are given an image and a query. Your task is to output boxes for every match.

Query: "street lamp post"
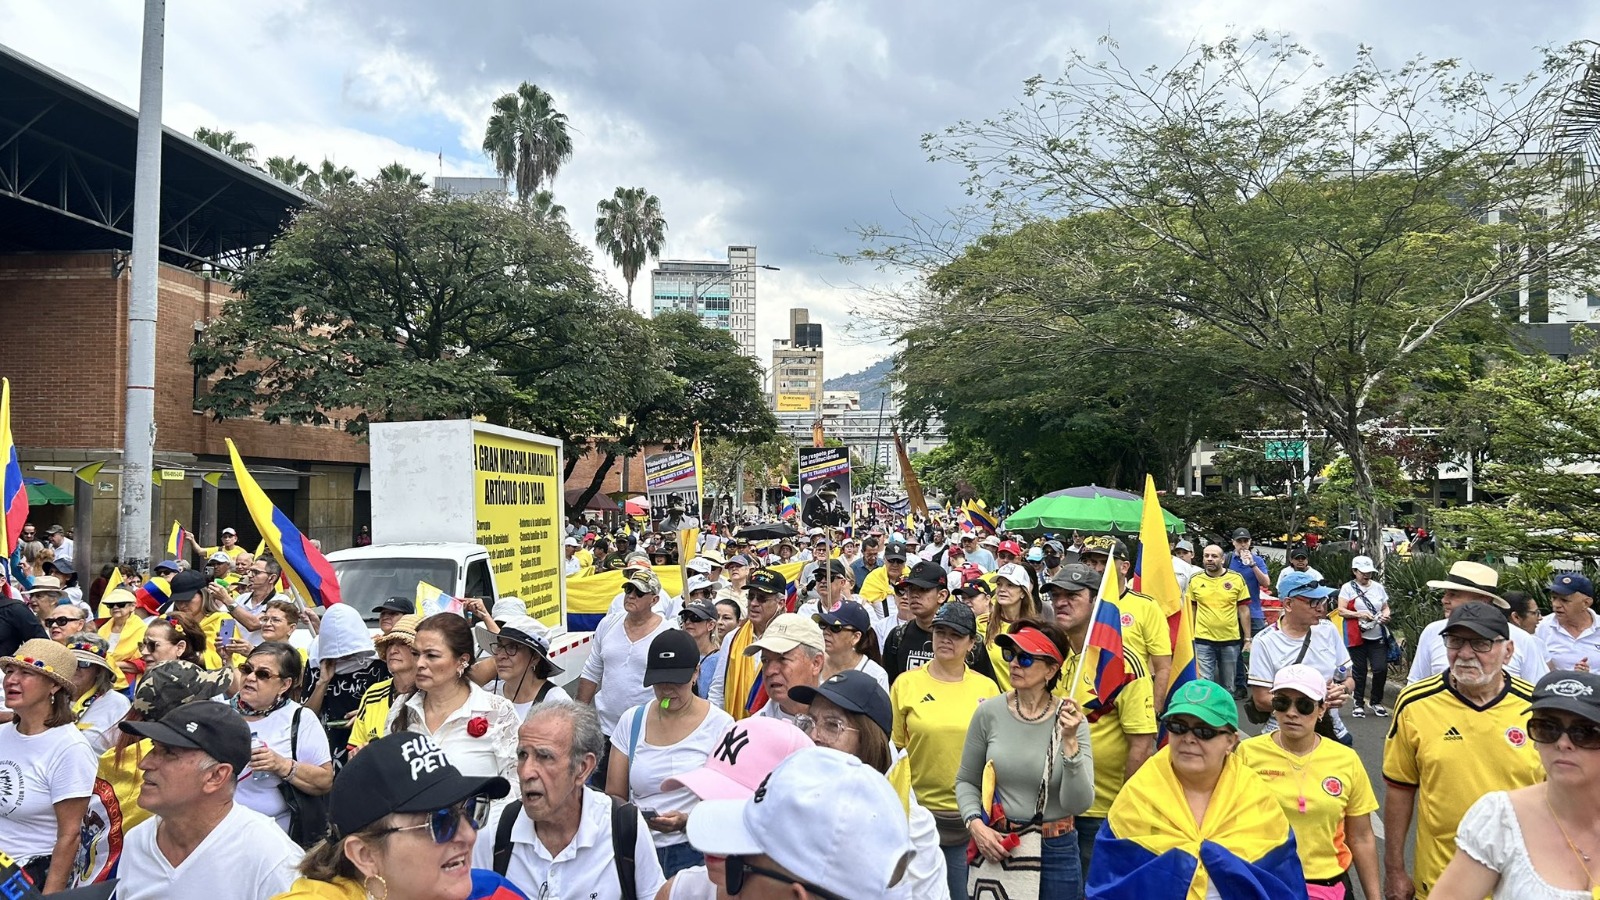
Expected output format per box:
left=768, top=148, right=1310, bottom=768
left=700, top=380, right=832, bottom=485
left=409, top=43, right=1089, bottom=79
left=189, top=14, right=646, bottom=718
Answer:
left=684, top=263, right=780, bottom=314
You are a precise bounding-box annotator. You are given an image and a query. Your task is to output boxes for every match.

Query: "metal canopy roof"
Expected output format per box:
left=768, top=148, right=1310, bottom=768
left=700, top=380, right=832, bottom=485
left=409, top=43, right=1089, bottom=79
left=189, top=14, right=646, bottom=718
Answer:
left=0, top=43, right=308, bottom=271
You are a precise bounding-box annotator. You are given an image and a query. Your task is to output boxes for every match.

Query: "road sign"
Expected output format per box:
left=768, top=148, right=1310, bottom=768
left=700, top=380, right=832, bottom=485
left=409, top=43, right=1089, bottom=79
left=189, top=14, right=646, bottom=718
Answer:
left=1264, top=440, right=1305, bottom=461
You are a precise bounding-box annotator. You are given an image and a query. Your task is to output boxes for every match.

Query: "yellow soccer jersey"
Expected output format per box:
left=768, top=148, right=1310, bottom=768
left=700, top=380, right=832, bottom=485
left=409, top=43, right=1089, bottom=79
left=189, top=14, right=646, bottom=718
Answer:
left=1186, top=571, right=1251, bottom=642
left=889, top=666, right=1000, bottom=812
left=1238, top=733, right=1379, bottom=880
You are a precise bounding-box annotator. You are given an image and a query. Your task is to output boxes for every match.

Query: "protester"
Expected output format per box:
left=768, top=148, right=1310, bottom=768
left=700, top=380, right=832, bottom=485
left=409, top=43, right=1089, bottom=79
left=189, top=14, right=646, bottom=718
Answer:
left=1505, top=590, right=1544, bottom=636
left=163, top=570, right=237, bottom=670
left=979, top=563, right=1040, bottom=691
left=857, top=544, right=910, bottom=609
left=884, top=560, right=999, bottom=684
left=349, top=614, right=422, bottom=754
left=97, top=586, right=145, bottom=691
left=116, top=701, right=304, bottom=899
left=273, top=731, right=522, bottom=900
left=1088, top=679, right=1307, bottom=899
left=743, top=613, right=826, bottom=726
left=373, top=596, right=413, bottom=635
left=1538, top=573, right=1600, bottom=672
left=1383, top=602, right=1545, bottom=899
left=0, top=572, right=47, bottom=658
left=674, top=599, right=722, bottom=698
left=469, top=614, right=569, bottom=719
left=66, top=634, right=130, bottom=754
left=712, top=598, right=742, bottom=645
left=888, top=601, right=997, bottom=897
left=0, top=639, right=97, bottom=891
left=852, top=537, right=883, bottom=594
left=1277, top=547, right=1324, bottom=595
left=23, top=576, right=68, bottom=623
left=686, top=748, right=915, bottom=900
left=1170, top=539, right=1199, bottom=595
left=606, top=631, right=735, bottom=878
left=708, top=568, right=787, bottom=721
left=1238, top=664, right=1379, bottom=900
left=304, top=603, right=390, bottom=765
left=1408, top=561, right=1548, bottom=685
left=579, top=568, right=675, bottom=771
left=388, top=614, right=520, bottom=784
left=956, top=621, right=1094, bottom=899
left=1248, top=571, right=1354, bottom=745
left=43, top=601, right=88, bottom=645
left=1227, top=529, right=1273, bottom=695
left=1184, top=543, right=1252, bottom=688
left=1336, top=555, right=1393, bottom=717
left=473, top=700, right=665, bottom=899
left=1431, top=669, right=1600, bottom=899
left=229, top=641, right=335, bottom=837
left=1080, top=536, right=1174, bottom=709
left=141, top=614, right=208, bottom=669
left=792, top=670, right=949, bottom=898
left=814, top=600, right=888, bottom=692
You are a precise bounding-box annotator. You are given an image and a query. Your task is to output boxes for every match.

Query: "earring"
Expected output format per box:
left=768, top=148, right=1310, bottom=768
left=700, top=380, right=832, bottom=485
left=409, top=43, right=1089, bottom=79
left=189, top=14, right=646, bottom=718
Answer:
left=364, top=874, right=388, bottom=900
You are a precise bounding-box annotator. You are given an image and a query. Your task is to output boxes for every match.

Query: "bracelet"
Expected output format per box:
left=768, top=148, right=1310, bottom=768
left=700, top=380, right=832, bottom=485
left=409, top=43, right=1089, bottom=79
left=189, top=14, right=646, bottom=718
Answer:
left=285, top=761, right=298, bottom=782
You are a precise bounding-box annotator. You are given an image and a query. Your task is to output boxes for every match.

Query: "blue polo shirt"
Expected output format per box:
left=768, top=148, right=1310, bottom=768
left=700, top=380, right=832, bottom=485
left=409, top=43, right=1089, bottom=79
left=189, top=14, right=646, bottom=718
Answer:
left=1229, top=551, right=1268, bottom=619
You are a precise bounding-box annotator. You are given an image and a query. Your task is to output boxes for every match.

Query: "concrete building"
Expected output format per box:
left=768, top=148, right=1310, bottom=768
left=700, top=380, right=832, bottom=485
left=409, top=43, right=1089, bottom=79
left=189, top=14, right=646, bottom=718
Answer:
left=770, top=308, right=824, bottom=412
left=650, top=245, right=762, bottom=359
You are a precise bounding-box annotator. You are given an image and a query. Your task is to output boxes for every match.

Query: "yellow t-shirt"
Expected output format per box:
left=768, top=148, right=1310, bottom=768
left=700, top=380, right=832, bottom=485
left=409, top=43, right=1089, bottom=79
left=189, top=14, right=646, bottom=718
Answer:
left=1115, top=589, right=1172, bottom=665
left=1185, top=571, right=1251, bottom=642
left=347, top=679, right=395, bottom=751
left=200, top=544, right=247, bottom=562
left=1238, top=733, right=1379, bottom=879
left=1056, top=644, right=1157, bottom=817
left=1382, top=674, right=1545, bottom=897
left=889, top=666, right=999, bottom=812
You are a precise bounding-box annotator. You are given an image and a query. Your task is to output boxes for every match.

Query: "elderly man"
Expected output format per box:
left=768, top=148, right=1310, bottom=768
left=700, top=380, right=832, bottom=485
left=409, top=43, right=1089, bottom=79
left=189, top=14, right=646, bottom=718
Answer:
left=1079, top=537, right=1174, bottom=711
left=1406, top=561, right=1548, bottom=684
left=1383, top=602, right=1544, bottom=900
left=709, top=568, right=789, bottom=721
left=742, top=613, right=826, bottom=726
left=44, top=524, right=74, bottom=567
left=578, top=569, right=673, bottom=757
left=1042, top=563, right=1156, bottom=876
left=476, top=701, right=664, bottom=899
left=116, top=701, right=302, bottom=900
left=1537, top=572, right=1600, bottom=671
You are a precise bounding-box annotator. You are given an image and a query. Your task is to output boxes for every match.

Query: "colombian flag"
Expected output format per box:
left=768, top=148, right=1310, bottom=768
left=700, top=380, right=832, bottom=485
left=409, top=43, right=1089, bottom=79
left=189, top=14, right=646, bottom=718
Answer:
left=469, top=869, right=531, bottom=900
left=1080, top=560, right=1134, bottom=716
left=226, top=439, right=342, bottom=607
left=1129, top=475, right=1196, bottom=723
left=0, top=379, right=28, bottom=557
left=415, top=580, right=463, bottom=617
left=964, top=503, right=998, bottom=535
left=1089, top=748, right=1306, bottom=900
left=166, top=521, right=188, bottom=560
left=132, top=575, right=171, bottom=616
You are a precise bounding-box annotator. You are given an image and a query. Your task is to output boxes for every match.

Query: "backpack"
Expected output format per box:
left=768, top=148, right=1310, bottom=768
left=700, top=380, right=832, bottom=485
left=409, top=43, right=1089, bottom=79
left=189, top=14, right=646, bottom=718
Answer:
left=493, top=793, right=639, bottom=898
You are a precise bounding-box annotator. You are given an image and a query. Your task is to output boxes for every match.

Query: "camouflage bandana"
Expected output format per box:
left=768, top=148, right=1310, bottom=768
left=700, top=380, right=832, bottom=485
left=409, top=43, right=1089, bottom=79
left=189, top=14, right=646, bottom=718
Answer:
left=130, top=660, right=230, bottom=718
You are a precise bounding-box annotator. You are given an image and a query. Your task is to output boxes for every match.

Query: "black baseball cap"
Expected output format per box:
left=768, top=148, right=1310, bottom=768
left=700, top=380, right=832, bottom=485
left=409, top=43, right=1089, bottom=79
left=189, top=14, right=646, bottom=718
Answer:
left=884, top=544, right=908, bottom=562
left=643, top=629, right=701, bottom=686
left=1444, top=601, right=1511, bottom=641
left=376, top=596, right=414, bottom=615
left=1289, top=547, right=1309, bottom=560
left=327, top=733, right=510, bottom=839
left=815, top=601, right=871, bottom=635
left=931, top=601, right=977, bottom=636
left=166, top=569, right=208, bottom=605
left=898, top=560, right=946, bottom=591
left=747, top=568, right=789, bottom=596
left=120, top=700, right=252, bottom=773
left=1528, top=670, right=1600, bottom=723
left=1079, top=537, right=1129, bottom=561
left=954, top=580, right=995, bottom=599
left=680, top=598, right=719, bottom=623
left=821, top=559, right=850, bottom=580
left=1043, top=564, right=1098, bottom=595
left=1232, top=528, right=1252, bottom=541
left=788, top=670, right=892, bottom=738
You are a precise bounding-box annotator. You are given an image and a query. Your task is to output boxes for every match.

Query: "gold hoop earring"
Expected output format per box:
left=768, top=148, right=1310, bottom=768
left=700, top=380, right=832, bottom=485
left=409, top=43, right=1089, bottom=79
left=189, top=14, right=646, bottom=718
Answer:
left=365, top=874, right=388, bottom=900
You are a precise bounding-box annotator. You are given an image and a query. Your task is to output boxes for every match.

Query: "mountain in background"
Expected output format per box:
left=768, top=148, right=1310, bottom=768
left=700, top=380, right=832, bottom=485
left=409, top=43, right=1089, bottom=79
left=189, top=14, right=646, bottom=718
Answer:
left=824, top=357, right=894, bottom=409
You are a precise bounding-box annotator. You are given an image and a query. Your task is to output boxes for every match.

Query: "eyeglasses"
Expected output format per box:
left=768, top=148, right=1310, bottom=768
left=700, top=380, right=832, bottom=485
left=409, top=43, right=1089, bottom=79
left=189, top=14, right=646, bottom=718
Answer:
left=796, top=714, right=858, bottom=740
left=725, top=855, right=847, bottom=900
left=368, top=798, right=491, bottom=844
left=43, top=616, right=84, bottom=628
left=1528, top=716, right=1600, bottom=750
left=138, top=639, right=168, bottom=652
left=1164, top=718, right=1232, bottom=741
left=1271, top=695, right=1319, bottom=716
left=1443, top=635, right=1504, bottom=653
left=1000, top=647, right=1047, bottom=668
left=820, top=622, right=859, bottom=635
left=237, top=664, right=282, bottom=681
left=490, top=642, right=528, bottom=657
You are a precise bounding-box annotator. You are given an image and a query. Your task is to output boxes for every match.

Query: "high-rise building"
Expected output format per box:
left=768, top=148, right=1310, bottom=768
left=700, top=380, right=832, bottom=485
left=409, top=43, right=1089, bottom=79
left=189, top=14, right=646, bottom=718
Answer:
left=650, top=245, right=761, bottom=359
left=771, top=308, right=824, bottom=412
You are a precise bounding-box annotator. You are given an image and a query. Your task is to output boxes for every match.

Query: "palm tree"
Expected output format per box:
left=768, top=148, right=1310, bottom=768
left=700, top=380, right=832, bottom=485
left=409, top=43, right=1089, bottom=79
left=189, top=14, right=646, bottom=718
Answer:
left=302, top=159, right=357, bottom=197
left=376, top=162, right=426, bottom=187
left=529, top=190, right=567, bottom=226
left=264, top=155, right=312, bottom=189
left=594, top=186, right=667, bottom=305
left=193, top=127, right=257, bottom=166
left=482, top=82, right=574, bottom=200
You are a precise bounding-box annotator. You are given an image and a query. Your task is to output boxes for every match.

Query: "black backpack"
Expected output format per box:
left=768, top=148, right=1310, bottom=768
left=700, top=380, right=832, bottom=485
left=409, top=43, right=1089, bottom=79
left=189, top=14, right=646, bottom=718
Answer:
left=493, top=794, right=639, bottom=898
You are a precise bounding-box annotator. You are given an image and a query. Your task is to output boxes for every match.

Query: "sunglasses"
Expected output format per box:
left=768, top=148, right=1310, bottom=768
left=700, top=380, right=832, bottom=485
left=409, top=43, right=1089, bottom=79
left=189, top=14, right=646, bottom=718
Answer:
left=820, top=622, right=859, bottom=635
left=725, top=855, right=846, bottom=900
left=237, top=664, right=282, bottom=681
left=138, top=640, right=168, bottom=652
left=104, top=602, right=134, bottom=610
left=1528, top=716, right=1600, bottom=750
left=1000, top=647, right=1050, bottom=668
left=1272, top=695, right=1319, bottom=716
left=43, top=616, right=84, bottom=628
left=369, top=798, right=491, bottom=844
left=1164, top=718, right=1232, bottom=741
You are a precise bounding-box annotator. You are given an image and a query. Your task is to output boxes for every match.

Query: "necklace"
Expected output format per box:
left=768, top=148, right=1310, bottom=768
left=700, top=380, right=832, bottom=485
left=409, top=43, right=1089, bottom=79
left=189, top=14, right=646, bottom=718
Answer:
left=231, top=691, right=290, bottom=718
left=1545, top=790, right=1598, bottom=892
left=1011, top=690, right=1051, bottom=722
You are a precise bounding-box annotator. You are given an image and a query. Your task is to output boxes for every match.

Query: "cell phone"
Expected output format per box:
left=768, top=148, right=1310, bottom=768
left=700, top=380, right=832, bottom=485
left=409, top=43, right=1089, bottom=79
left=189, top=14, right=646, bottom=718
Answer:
left=640, top=808, right=659, bottom=820
left=219, top=619, right=238, bottom=645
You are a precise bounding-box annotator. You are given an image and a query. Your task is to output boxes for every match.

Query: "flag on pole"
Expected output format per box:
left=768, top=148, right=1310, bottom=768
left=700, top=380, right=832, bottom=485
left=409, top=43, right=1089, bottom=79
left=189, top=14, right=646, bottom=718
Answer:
left=166, top=521, right=188, bottom=559
left=226, top=439, right=342, bottom=607
left=965, top=503, right=999, bottom=535
left=1, top=379, right=28, bottom=557
left=1072, top=557, right=1136, bottom=717
left=415, top=580, right=464, bottom=617
left=1130, top=474, right=1196, bottom=727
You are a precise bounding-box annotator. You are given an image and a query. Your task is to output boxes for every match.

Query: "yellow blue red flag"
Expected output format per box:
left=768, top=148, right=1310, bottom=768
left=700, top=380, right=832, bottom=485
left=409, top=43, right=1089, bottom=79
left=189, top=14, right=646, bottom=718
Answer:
left=226, top=439, right=342, bottom=607
left=1129, top=474, right=1195, bottom=722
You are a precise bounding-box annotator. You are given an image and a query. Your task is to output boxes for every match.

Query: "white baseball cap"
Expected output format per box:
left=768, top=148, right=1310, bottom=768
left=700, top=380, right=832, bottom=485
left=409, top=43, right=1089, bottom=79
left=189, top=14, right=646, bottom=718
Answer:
left=994, top=563, right=1033, bottom=594
left=686, top=557, right=714, bottom=575
left=1175, top=539, right=1194, bottom=553
left=687, top=748, right=914, bottom=900
left=685, top=575, right=714, bottom=595
left=743, top=613, right=824, bottom=656
left=563, top=537, right=579, bottom=547
left=1351, top=555, right=1377, bottom=574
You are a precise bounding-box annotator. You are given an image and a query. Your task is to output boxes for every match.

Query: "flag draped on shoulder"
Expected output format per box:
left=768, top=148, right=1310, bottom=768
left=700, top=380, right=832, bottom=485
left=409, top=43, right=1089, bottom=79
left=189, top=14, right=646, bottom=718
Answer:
left=226, top=439, right=342, bottom=607
left=0, top=379, right=28, bottom=557
left=1131, top=474, right=1195, bottom=721
left=1089, top=749, right=1305, bottom=900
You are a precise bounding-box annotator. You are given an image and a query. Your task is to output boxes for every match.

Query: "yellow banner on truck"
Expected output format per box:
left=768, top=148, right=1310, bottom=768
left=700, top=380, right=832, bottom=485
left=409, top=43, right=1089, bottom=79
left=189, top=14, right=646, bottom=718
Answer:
left=473, top=427, right=564, bottom=625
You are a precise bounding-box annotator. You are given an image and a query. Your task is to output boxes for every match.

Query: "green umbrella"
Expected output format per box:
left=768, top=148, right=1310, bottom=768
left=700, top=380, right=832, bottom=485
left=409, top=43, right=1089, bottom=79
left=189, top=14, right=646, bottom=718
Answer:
left=1003, top=485, right=1181, bottom=533
left=23, top=479, right=73, bottom=506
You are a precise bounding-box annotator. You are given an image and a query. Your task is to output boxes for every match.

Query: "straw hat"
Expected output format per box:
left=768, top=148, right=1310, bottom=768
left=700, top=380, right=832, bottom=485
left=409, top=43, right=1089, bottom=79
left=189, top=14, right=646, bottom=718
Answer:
left=0, top=638, right=77, bottom=690
left=1425, top=561, right=1506, bottom=608
left=374, top=613, right=423, bottom=649
left=66, top=634, right=117, bottom=675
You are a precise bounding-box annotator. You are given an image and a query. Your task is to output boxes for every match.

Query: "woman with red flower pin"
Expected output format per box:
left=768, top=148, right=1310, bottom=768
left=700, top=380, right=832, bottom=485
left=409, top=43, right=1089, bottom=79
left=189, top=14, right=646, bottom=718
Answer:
left=387, top=614, right=519, bottom=786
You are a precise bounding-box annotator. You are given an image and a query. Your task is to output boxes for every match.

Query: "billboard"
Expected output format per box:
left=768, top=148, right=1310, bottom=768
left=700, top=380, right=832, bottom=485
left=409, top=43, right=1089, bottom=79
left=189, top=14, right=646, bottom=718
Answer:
left=645, top=450, right=701, bottom=534
left=471, top=427, right=564, bottom=626
left=776, top=393, right=814, bottom=412
left=798, top=446, right=851, bottom=530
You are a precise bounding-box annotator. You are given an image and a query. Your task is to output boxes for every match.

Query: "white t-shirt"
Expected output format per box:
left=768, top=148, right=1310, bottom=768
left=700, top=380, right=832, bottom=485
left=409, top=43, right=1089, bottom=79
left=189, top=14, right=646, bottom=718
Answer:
left=1337, top=579, right=1392, bottom=640
left=489, top=678, right=573, bottom=722
left=1248, top=621, right=1352, bottom=736
left=1535, top=611, right=1600, bottom=672
left=76, top=689, right=132, bottom=755
left=1407, top=619, right=1549, bottom=685
left=116, top=801, right=303, bottom=900
left=851, top=656, right=891, bottom=695
left=234, top=702, right=333, bottom=833
left=1454, top=790, right=1590, bottom=900
left=579, top=613, right=675, bottom=735
left=606, top=592, right=684, bottom=620
left=0, top=722, right=97, bottom=857
left=609, top=703, right=735, bottom=848
left=667, top=867, right=719, bottom=900
left=470, top=786, right=666, bottom=900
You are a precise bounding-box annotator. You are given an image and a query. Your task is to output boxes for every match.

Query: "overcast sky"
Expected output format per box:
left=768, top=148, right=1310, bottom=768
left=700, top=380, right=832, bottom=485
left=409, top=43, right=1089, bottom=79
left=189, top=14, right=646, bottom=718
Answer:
left=4, top=1, right=1596, bottom=378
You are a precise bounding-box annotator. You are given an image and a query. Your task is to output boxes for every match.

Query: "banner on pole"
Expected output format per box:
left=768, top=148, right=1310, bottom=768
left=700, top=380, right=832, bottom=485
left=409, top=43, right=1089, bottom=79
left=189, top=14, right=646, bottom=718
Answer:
left=645, top=450, right=701, bottom=534
left=798, top=446, right=851, bottom=530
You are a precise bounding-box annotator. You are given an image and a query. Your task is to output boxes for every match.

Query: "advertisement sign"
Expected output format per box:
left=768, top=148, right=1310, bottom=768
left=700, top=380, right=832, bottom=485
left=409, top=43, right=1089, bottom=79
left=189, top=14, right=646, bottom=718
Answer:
left=798, top=446, right=851, bottom=530
left=472, top=429, right=564, bottom=626
left=645, top=450, right=701, bottom=534
left=776, top=393, right=814, bottom=411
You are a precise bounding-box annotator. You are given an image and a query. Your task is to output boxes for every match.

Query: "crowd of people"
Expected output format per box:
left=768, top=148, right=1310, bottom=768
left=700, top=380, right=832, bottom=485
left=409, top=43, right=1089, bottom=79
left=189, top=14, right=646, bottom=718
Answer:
left=0, top=514, right=1598, bottom=900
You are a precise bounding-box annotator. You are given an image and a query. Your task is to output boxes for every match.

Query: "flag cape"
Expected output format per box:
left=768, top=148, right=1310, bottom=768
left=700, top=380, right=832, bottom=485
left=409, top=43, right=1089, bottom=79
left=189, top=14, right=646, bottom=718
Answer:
left=1089, top=748, right=1306, bottom=900
left=166, top=521, right=188, bottom=559
left=1129, top=475, right=1196, bottom=723
left=470, top=869, right=532, bottom=900
left=225, top=439, right=341, bottom=607
left=0, top=379, right=27, bottom=557
left=415, top=581, right=464, bottom=617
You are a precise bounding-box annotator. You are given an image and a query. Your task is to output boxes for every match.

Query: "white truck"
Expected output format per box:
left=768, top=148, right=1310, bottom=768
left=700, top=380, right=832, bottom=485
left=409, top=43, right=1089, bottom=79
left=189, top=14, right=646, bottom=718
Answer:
left=326, top=420, right=592, bottom=688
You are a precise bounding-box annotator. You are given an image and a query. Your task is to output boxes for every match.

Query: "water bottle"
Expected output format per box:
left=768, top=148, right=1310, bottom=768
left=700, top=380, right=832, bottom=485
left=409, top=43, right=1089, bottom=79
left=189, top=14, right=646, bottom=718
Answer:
left=250, top=732, right=271, bottom=782
left=1333, top=662, right=1351, bottom=683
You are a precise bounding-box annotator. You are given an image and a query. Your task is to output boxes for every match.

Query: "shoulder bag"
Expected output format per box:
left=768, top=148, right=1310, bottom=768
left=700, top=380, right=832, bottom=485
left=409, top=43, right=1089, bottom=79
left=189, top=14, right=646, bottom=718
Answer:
left=1245, top=631, right=1313, bottom=725
left=279, top=705, right=332, bottom=847
left=494, top=794, right=638, bottom=898
left=967, top=701, right=1061, bottom=900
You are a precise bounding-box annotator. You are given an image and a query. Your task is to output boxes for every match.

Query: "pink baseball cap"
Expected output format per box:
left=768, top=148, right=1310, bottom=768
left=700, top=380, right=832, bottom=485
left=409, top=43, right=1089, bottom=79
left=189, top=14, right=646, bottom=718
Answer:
left=1270, top=663, right=1327, bottom=702
left=660, top=717, right=814, bottom=801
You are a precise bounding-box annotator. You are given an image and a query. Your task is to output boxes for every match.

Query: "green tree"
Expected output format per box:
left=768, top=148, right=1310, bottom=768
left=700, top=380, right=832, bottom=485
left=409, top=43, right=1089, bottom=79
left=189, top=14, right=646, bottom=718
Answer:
left=376, top=162, right=426, bottom=187
left=482, top=82, right=574, bottom=200
left=265, top=155, right=312, bottom=189
left=594, top=186, right=667, bottom=306
left=702, top=434, right=795, bottom=516
left=882, top=35, right=1600, bottom=556
left=192, top=180, right=636, bottom=437
left=302, top=159, right=357, bottom=197
left=192, top=127, right=257, bottom=166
